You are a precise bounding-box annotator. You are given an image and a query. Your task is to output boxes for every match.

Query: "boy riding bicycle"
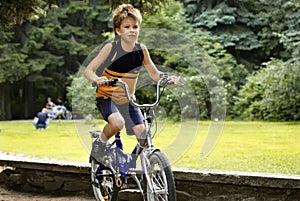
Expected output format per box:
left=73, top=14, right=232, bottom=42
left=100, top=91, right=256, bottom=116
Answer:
left=84, top=4, right=178, bottom=163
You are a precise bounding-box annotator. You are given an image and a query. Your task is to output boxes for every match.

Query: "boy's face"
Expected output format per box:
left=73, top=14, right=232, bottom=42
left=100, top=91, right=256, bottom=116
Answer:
left=116, top=17, right=140, bottom=43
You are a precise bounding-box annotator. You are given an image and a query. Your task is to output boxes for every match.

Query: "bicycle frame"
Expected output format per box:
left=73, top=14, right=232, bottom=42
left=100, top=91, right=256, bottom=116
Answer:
left=92, top=107, right=159, bottom=187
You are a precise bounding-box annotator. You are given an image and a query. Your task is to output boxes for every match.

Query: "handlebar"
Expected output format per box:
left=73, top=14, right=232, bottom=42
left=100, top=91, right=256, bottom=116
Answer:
left=93, top=74, right=170, bottom=108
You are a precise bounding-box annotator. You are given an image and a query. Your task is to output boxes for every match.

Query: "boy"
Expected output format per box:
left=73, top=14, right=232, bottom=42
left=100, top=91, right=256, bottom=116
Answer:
left=84, top=4, right=177, bottom=163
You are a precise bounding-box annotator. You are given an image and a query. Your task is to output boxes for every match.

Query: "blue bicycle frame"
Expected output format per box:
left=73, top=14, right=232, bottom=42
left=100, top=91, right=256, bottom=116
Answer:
left=95, top=132, right=142, bottom=184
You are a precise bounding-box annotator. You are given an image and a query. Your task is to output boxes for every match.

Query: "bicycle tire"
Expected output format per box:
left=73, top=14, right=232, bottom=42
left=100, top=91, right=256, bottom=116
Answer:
left=91, top=158, right=119, bottom=201
left=63, top=110, right=73, bottom=120
left=143, top=151, right=177, bottom=201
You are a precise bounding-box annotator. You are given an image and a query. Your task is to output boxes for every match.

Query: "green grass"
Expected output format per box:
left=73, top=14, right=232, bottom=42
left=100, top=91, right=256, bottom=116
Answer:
left=0, top=120, right=90, bottom=162
left=176, top=121, right=300, bottom=175
left=0, top=120, right=299, bottom=175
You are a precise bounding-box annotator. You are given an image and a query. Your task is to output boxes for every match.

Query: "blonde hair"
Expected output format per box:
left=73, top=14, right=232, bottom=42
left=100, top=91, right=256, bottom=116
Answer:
left=112, top=4, right=142, bottom=31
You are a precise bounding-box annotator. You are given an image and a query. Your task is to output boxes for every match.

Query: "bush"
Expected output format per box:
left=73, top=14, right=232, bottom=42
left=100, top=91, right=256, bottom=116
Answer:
left=234, top=57, right=300, bottom=121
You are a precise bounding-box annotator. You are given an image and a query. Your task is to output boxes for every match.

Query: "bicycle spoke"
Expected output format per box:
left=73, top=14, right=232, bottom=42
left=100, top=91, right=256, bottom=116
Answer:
left=144, top=151, right=176, bottom=201
left=151, top=170, right=168, bottom=200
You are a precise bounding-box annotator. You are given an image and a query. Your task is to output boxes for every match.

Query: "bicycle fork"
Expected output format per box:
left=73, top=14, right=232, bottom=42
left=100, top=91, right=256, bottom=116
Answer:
left=141, top=150, right=155, bottom=192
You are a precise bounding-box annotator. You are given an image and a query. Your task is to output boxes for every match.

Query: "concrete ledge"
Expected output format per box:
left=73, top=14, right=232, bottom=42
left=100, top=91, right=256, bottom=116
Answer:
left=1, top=153, right=300, bottom=201
left=0, top=154, right=89, bottom=174
left=175, top=168, right=300, bottom=188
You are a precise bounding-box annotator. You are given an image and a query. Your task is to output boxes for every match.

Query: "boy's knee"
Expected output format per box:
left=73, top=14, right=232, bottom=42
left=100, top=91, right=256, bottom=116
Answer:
left=133, top=124, right=145, bottom=136
left=109, top=114, right=125, bottom=131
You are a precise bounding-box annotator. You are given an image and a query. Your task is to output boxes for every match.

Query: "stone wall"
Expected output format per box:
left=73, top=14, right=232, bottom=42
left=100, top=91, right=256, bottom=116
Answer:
left=0, top=155, right=299, bottom=201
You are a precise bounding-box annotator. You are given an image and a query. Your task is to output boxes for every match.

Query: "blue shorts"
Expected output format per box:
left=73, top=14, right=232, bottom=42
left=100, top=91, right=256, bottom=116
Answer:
left=96, top=97, right=143, bottom=135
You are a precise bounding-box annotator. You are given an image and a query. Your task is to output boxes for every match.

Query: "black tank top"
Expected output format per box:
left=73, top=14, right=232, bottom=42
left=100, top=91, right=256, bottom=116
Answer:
left=105, top=42, right=144, bottom=74
left=95, top=41, right=144, bottom=104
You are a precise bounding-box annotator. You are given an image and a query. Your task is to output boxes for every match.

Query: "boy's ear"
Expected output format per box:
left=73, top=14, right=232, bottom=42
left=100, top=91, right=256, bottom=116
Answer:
left=115, top=28, right=120, bottom=35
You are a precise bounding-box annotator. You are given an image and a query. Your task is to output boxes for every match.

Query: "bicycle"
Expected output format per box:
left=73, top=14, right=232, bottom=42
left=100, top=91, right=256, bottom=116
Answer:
left=47, top=106, right=73, bottom=120
left=89, top=74, right=177, bottom=201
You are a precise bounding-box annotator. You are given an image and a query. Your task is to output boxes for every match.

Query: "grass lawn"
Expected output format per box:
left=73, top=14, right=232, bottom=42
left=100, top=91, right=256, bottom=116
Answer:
left=0, top=120, right=299, bottom=175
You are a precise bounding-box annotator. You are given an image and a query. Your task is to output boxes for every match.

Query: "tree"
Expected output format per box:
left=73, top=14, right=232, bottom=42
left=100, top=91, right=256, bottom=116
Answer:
left=102, top=0, right=171, bottom=14
left=0, top=0, right=170, bottom=30
left=0, top=1, right=111, bottom=119
left=233, top=11, right=300, bottom=121
left=0, top=0, right=67, bottom=30
left=0, top=30, right=28, bottom=119
left=182, top=0, right=300, bottom=70
left=182, top=0, right=300, bottom=121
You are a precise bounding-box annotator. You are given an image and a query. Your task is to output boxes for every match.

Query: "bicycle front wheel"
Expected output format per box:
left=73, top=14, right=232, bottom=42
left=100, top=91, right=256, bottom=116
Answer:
left=63, top=110, right=73, bottom=120
left=143, top=151, right=177, bottom=201
left=91, top=158, right=119, bottom=201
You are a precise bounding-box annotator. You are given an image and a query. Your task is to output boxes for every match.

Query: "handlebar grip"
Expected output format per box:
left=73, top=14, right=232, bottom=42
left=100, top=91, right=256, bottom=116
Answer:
left=92, top=78, right=119, bottom=87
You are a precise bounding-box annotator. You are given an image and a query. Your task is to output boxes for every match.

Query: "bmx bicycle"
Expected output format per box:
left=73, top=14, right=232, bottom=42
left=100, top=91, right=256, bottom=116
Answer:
left=89, top=74, right=177, bottom=201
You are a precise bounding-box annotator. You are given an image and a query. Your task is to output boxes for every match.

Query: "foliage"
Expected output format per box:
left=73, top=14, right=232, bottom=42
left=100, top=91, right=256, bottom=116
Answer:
left=1, top=0, right=299, bottom=121
left=102, top=0, right=171, bottom=14
left=0, top=0, right=171, bottom=30
left=70, top=1, right=246, bottom=120
left=33, top=0, right=246, bottom=121
left=0, top=1, right=111, bottom=120
left=234, top=58, right=300, bottom=121
left=0, top=0, right=66, bottom=30
left=232, top=1, right=300, bottom=121
left=182, top=0, right=300, bottom=121
left=250, top=0, right=300, bottom=60
left=138, top=1, right=247, bottom=120
left=66, top=69, right=98, bottom=118
left=0, top=31, right=28, bottom=83
left=182, top=0, right=300, bottom=70
left=183, top=0, right=263, bottom=68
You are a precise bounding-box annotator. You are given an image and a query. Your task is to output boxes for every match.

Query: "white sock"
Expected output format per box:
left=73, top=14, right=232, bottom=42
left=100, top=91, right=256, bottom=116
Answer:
left=97, top=134, right=108, bottom=144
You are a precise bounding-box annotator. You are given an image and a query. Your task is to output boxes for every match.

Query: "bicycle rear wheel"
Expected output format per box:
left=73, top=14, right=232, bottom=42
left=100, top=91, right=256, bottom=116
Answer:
left=91, top=158, right=119, bottom=201
left=143, top=151, right=177, bottom=201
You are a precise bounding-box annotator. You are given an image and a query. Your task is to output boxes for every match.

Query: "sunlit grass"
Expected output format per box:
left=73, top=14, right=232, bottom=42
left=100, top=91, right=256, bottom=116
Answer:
left=0, top=120, right=89, bottom=162
left=175, top=121, right=300, bottom=175
left=0, top=120, right=299, bottom=175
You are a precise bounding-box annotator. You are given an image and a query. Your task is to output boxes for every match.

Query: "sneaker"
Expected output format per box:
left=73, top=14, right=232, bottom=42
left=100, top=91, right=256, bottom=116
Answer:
left=90, top=139, right=107, bottom=163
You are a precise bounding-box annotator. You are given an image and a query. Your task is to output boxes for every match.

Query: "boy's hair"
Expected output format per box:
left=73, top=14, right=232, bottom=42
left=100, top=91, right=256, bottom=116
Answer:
left=112, top=4, right=142, bottom=31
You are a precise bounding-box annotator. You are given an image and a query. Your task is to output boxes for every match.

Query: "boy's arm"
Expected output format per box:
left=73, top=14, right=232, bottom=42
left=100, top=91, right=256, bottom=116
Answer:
left=141, top=44, right=163, bottom=81
left=84, top=43, right=112, bottom=83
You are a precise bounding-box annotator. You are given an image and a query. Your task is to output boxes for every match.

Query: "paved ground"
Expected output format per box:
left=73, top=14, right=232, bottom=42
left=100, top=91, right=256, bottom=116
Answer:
left=0, top=186, right=95, bottom=201
left=0, top=151, right=94, bottom=201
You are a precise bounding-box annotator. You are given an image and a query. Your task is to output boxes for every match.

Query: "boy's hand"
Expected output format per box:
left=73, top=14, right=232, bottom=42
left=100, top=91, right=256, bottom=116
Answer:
left=95, top=76, right=109, bottom=86
left=167, top=75, right=183, bottom=86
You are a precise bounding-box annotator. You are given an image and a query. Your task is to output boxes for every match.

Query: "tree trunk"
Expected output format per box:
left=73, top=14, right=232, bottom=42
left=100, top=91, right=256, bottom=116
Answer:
left=0, top=82, right=12, bottom=120
left=24, top=81, right=35, bottom=119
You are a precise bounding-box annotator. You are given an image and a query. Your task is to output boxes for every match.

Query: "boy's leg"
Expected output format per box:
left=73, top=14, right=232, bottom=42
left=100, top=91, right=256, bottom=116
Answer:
left=119, top=103, right=145, bottom=143
left=132, top=124, right=146, bottom=141
left=102, top=112, right=125, bottom=140
left=91, top=98, right=125, bottom=163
